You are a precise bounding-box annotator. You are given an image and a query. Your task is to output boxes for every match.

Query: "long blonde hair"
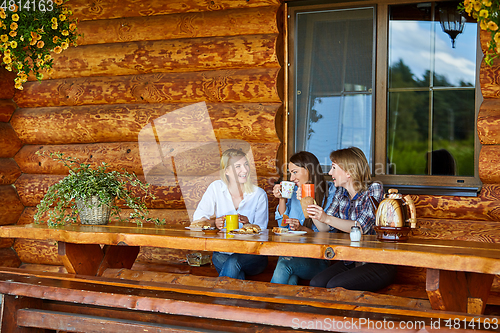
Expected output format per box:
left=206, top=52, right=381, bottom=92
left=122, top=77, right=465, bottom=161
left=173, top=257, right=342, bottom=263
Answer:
left=330, top=147, right=371, bottom=192
left=220, top=149, right=254, bottom=194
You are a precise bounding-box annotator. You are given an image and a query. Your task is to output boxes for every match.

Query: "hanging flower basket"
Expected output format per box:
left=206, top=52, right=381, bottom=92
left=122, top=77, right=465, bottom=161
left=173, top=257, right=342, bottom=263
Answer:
left=0, top=0, right=80, bottom=89
left=461, top=0, right=500, bottom=66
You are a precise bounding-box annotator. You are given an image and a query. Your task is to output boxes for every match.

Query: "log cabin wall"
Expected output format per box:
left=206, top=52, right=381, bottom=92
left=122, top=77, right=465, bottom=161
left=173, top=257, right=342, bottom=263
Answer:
left=0, top=0, right=499, bottom=291
left=1, top=0, right=283, bottom=267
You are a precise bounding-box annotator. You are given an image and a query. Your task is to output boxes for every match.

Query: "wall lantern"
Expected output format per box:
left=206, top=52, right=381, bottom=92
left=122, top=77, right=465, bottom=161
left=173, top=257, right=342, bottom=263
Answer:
left=438, top=4, right=466, bottom=48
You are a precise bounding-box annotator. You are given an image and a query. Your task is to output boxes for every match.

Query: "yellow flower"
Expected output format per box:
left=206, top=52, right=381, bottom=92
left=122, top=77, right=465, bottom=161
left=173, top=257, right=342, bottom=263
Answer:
left=31, top=31, right=38, bottom=39
left=483, top=0, right=492, bottom=6
left=30, top=38, right=37, bottom=46
left=480, top=9, right=489, bottom=18
left=62, top=30, right=69, bottom=36
left=52, top=23, right=58, bottom=30
left=51, top=17, right=57, bottom=24
left=10, top=40, right=17, bottom=48
left=4, top=49, right=10, bottom=56
left=10, top=22, right=18, bottom=30
left=474, top=1, right=482, bottom=11
left=59, top=14, right=66, bottom=21
left=12, top=13, right=19, bottom=21
left=488, top=21, right=499, bottom=31
left=69, top=23, right=76, bottom=31
left=480, top=20, right=488, bottom=30
left=37, top=40, right=44, bottom=48
left=11, top=4, right=18, bottom=12
left=494, top=32, right=500, bottom=43
left=53, top=36, right=59, bottom=43
left=0, top=8, right=5, bottom=19
left=3, top=56, right=11, bottom=64
left=14, top=82, right=23, bottom=90
left=0, top=35, right=7, bottom=43
left=44, top=54, right=51, bottom=61
left=47, top=68, right=54, bottom=75
left=53, top=46, right=62, bottom=54
left=55, top=0, right=63, bottom=4
left=9, top=30, right=16, bottom=37
left=61, top=41, right=68, bottom=49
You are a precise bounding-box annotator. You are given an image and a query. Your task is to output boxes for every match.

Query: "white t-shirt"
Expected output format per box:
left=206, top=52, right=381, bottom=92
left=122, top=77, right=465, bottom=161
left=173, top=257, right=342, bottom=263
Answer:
left=192, top=179, right=269, bottom=230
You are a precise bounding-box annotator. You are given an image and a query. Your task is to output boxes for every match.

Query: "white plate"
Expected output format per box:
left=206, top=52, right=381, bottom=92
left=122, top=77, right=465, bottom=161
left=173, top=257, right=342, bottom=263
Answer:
left=275, top=230, right=307, bottom=236
left=185, top=226, right=203, bottom=231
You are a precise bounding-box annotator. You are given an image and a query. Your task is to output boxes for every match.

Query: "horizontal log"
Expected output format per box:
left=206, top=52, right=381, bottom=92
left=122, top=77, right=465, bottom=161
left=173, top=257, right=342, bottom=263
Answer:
left=69, top=0, right=281, bottom=21
left=0, top=248, right=21, bottom=267
left=19, top=207, right=190, bottom=226
left=15, top=141, right=279, bottom=177
left=480, top=57, right=500, bottom=98
left=15, top=173, right=274, bottom=209
left=0, top=100, right=16, bottom=123
left=478, top=99, right=500, bottom=145
left=0, top=238, right=14, bottom=249
left=0, top=158, right=21, bottom=185
left=20, top=68, right=282, bottom=108
left=412, top=218, right=500, bottom=243
left=42, top=34, right=279, bottom=81
left=11, top=102, right=281, bottom=144
left=0, top=185, right=24, bottom=226
left=0, top=123, right=23, bottom=158
left=13, top=239, right=62, bottom=265
left=479, top=145, right=500, bottom=183
left=137, top=247, right=202, bottom=264
left=412, top=183, right=500, bottom=221
left=0, top=68, right=15, bottom=99
left=77, top=6, right=279, bottom=46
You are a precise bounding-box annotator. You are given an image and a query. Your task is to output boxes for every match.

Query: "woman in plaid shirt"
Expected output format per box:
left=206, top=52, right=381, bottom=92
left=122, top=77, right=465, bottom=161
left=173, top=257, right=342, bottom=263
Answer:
left=306, top=147, right=397, bottom=291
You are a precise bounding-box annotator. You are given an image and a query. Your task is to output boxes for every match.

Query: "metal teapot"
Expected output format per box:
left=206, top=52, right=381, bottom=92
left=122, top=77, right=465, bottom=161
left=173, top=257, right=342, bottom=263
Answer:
left=369, top=189, right=417, bottom=228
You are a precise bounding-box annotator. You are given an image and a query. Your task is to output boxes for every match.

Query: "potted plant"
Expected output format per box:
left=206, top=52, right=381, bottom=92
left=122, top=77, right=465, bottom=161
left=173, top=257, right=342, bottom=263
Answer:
left=34, top=151, right=164, bottom=227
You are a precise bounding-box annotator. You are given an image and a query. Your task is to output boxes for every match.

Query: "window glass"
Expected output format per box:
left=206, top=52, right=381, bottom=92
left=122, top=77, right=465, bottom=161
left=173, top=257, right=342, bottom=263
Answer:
left=295, top=7, right=374, bottom=170
left=387, top=1, right=477, bottom=177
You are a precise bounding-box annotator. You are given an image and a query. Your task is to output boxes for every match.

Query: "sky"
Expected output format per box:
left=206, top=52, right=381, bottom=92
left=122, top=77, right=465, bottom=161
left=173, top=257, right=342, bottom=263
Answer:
left=389, top=20, right=477, bottom=86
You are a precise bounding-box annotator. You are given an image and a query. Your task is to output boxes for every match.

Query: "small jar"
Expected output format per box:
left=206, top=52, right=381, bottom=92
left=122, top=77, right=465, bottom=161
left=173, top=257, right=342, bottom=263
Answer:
left=350, top=221, right=362, bottom=242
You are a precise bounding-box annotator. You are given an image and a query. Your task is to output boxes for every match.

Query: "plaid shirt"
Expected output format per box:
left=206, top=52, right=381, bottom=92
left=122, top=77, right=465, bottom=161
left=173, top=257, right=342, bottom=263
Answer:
left=325, top=182, right=383, bottom=235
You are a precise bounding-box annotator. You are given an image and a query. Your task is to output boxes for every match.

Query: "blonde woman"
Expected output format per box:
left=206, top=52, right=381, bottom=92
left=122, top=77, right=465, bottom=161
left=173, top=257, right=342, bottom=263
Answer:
left=306, top=147, right=396, bottom=291
left=192, top=148, right=268, bottom=279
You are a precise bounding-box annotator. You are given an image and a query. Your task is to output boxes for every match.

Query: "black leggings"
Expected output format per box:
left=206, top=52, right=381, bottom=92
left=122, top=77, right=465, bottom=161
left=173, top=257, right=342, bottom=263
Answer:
left=309, top=261, right=397, bottom=291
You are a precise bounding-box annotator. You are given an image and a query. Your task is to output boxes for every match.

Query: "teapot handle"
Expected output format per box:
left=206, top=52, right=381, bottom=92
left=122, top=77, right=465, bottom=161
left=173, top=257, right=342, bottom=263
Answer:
left=403, top=195, right=417, bottom=228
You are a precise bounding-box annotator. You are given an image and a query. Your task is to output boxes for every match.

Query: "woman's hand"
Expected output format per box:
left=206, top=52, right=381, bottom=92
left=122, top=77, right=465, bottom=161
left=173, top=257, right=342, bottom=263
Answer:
left=295, top=186, right=302, bottom=201
left=306, top=204, right=327, bottom=223
left=215, top=216, right=225, bottom=230
left=238, top=214, right=249, bottom=224
left=285, top=218, right=302, bottom=231
left=272, top=184, right=283, bottom=199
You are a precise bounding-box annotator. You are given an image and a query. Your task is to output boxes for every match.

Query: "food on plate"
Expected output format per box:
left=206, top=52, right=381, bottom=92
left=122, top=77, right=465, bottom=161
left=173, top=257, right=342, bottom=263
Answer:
left=272, top=227, right=288, bottom=234
left=230, top=224, right=261, bottom=234
left=190, top=220, right=212, bottom=229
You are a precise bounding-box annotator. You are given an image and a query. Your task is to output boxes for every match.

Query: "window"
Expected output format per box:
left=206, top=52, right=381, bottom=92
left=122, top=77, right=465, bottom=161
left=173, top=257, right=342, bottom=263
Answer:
left=287, top=0, right=481, bottom=196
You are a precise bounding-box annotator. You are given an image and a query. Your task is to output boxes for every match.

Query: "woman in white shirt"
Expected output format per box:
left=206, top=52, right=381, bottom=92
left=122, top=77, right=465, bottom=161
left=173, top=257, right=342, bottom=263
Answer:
left=192, top=148, right=269, bottom=279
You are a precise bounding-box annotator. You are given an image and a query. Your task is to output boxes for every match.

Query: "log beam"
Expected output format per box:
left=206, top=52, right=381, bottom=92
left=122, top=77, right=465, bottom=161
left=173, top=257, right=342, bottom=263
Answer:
left=0, top=123, right=23, bottom=158
left=478, top=99, right=500, bottom=145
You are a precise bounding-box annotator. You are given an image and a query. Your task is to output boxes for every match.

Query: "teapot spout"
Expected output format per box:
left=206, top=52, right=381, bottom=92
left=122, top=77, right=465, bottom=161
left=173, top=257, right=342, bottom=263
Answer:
left=369, top=196, right=380, bottom=213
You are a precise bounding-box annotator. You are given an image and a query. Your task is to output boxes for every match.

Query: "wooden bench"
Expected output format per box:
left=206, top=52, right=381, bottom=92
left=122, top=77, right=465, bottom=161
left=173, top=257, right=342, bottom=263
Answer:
left=1, top=267, right=498, bottom=333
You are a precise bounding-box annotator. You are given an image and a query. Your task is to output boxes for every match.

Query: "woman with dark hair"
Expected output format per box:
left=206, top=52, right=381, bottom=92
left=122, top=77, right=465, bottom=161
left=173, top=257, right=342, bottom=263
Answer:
left=270, top=151, right=336, bottom=285
left=307, top=147, right=396, bottom=291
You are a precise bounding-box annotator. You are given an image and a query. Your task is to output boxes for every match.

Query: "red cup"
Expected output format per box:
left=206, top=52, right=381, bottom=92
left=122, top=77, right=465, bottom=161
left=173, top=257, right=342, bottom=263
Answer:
left=302, top=184, right=314, bottom=198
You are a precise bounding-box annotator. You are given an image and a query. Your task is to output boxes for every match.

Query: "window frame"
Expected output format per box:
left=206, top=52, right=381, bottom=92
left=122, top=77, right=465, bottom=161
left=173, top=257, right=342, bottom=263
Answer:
left=286, top=0, right=482, bottom=196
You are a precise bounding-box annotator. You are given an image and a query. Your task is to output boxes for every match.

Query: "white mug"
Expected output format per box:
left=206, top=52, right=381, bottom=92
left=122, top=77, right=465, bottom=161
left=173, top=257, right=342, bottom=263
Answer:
left=280, top=181, right=295, bottom=199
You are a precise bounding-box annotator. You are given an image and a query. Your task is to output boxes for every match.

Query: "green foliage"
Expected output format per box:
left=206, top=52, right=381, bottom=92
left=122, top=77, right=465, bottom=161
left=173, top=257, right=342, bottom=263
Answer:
left=0, top=0, right=80, bottom=89
left=34, top=151, right=165, bottom=227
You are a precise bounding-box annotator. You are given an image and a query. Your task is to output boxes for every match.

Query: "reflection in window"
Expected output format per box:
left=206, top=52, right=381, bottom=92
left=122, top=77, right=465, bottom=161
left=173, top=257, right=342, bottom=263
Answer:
left=295, top=8, right=374, bottom=170
left=387, top=1, right=476, bottom=176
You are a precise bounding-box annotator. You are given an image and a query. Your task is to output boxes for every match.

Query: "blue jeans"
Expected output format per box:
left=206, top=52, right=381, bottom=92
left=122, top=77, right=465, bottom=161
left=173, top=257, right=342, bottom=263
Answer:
left=270, top=256, right=330, bottom=285
left=212, top=252, right=268, bottom=280
left=310, top=261, right=396, bottom=291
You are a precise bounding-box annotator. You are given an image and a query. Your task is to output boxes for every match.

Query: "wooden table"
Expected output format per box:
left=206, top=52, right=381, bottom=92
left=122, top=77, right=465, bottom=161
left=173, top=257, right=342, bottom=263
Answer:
left=1, top=221, right=499, bottom=315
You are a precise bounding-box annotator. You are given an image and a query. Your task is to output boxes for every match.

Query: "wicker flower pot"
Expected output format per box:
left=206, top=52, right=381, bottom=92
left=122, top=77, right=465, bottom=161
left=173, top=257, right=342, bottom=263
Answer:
left=76, top=196, right=113, bottom=225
